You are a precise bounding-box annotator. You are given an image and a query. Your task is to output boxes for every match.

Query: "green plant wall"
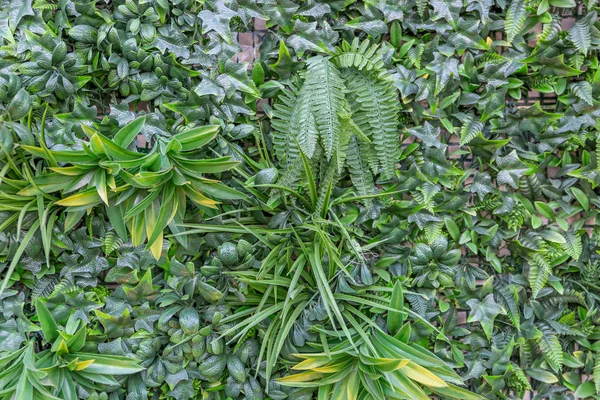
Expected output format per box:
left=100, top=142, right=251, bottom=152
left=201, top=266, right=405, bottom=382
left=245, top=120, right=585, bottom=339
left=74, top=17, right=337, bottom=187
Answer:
left=1, top=0, right=600, bottom=399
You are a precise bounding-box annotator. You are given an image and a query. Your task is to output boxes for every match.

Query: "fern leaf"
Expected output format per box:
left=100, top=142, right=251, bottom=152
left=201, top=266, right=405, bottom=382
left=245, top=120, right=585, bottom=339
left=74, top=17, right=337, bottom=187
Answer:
left=33, top=0, right=58, bottom=10
left=459, top=113, right=484, bottom=145
left=346, top=136, right=374, bottom=196
left=416, top=0, right=427, bottom=18
left=519, top=175, right=543, bottom=201
left=494, top=284, right=521, bottom=330
left=505, top=0, right=527, bottom=43
left=331, top=38, right=387, bottom=72
left=32, top=276, right=59, bottom=303
left=271, top=85, right=303, bottom=164
left=595, top=356, right=600, bottom=393
left=519, top=340, right=535, bottom=368
left=406, top=293, right=427, bottom=317
left=49, top=278, right=79, bottom=299
left=276, top=157, right=304, bottom=190
left=568, top=13, right=594, bottom=55
left=528, top=253, right=550, bottom=299
left=424, top=222, right=443, bottom=244
left=103, top=231, right=123, bottom=256
left=572, top=81, right=594, bottom=106
left=408, top=44, right=425, bottom=69
left=421, top=182, right=440, bottom=202
left=561, top=231, right=582, bottom=261
left=343, top=69, right=399, bottom=179
left=538, top=16, right=561, bottom=44
left=537, top=334, right=563, bottom=372
left=304, top=57, right=346, bottom=161
left=510, top=363, right=532, bottom=391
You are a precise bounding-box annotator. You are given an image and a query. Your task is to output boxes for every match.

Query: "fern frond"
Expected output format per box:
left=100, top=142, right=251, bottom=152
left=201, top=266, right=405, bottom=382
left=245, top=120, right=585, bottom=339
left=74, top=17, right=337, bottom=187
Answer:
left=519, top=340, right=536, bottom=368
left=505, top=0, right=528, bottom=42
left=49, top=278, right=79, bottom=299
left=103, top=231, right=123, bottom=256
left=528, top=75, right=557, bottom=93
left=536, top=334, right=563, bottom=372
left=561, top=231, right=582, bottom=261
left=271, top=84, right=305, bottom=165
left=506, top=203, right=525, bottom=231
left=32, top=276, right=59, bottom=303
left=558, top=311, right=575, bottom=325
left=476, top=52, right=507, bottom=66
left=544, top=289, right=586, bottom=307
left=528, top=253, right=550, bottom=299
left=407, top=44, right=424, bottom=69
left=406, top=293, right=427, bottom=317
left=343, top=69, right=399, bottom=179
left=459, top=113, right=484, bottom=146
left=416, top=0, right=427, bottom=17
left=572, top=81, right=594, bottom=106
left=568, top=14, right=593, bottom=55
left=510, top=363, right=532, bottom=391
left=494, top=284, right=521, bottom=330
left=584, top=260, right=600, bottom=287
left=346, top=136, right=374, bottom=196
left=424, top=222, right=443, bottom=244
left=538, top=15, right=562, bottom=44
left=331, top=38, right=387, bottom=72
left=33, top=0, right=58, bottom=10
left=276, top=157, right=304, bottom=191
left=595, top=356, right=600, bottom=393
left=304, top=56, right=346, bottom=161
left=519, top=175, right=543, bottom=201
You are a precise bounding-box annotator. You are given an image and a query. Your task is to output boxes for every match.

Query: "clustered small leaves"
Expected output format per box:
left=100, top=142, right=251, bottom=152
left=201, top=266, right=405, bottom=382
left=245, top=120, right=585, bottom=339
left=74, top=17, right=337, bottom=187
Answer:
left=1, top=0, right=600, bottom=399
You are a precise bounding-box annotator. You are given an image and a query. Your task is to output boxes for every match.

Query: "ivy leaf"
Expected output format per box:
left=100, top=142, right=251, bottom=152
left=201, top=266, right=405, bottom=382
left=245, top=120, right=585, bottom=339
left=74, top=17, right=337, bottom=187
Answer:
left=198, top=2, right=237, bottom=45
left=511, top=102, right=562, bottom=134
left=152, top=26, right=192, bottom=59
left=134, top=302, right=161, bottom=333
left=263, top=0, right=299, bottom=32
left=427, top=54, right=459, bottom=96
left=467, top=294, right=505, bottom=340
left=496, top=151, right=528, bottom=189
left=538, top=55, right=582, bottom=77
left=431, top=0, right=462, bottom=26
left=448, top=21, right=489, bottom=51
left=345, top=17, right=388, bottom=37
left=569, top=155, right=600, bottom=189
left=470, top=171, right=495, bottom=200
left=287, top=20, right=338, bottom=57
left=478, top=88, right=506, bottom=121
left=0, top=12, right=12, bottom=42
left=127, top=375, right=148, bottom=400
left=167, top=380, right=195, bottom=400
left=269, top=40, right=302, bottom=79
left=421, top=146, right=457, bottom=179
left=217, top=60, right=259, bottom=98
left=408, top=122, right=441, bottom=148
left=68, top=293, right=102, bottom=323
left=236, top=0, right=268, bottom=23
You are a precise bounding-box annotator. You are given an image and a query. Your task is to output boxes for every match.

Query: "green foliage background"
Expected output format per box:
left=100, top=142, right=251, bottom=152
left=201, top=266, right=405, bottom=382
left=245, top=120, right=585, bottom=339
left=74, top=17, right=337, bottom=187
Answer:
left=1, top=0, right=600, bottom=399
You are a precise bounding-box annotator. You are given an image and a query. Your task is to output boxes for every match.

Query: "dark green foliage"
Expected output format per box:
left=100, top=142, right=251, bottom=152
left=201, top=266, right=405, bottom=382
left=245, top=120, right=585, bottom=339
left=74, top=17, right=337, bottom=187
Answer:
left=1, top=0, right=600, bottom=399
